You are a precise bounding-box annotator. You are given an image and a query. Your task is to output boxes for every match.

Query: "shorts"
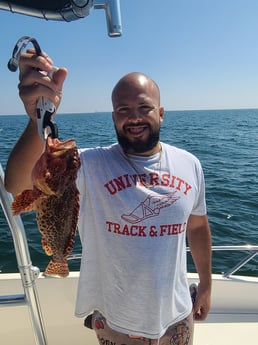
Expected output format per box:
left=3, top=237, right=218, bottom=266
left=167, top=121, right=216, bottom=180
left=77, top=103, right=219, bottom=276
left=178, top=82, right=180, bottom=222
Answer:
left=85, top=311, right=194, bottom=345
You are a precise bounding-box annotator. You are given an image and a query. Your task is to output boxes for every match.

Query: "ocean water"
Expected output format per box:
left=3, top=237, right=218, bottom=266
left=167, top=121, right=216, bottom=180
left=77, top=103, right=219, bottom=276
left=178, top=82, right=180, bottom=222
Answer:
left=0, top=109, right=257, bottom=275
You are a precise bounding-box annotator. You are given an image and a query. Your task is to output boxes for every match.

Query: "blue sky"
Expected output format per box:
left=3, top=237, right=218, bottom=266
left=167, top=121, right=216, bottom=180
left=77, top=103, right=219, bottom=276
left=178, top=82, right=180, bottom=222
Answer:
left=0, top=0, right=258, bottom=114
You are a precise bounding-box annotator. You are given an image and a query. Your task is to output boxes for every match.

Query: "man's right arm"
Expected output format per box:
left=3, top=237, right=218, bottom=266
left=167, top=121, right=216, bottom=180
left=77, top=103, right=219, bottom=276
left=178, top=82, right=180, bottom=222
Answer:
left=4, top=49, right=67, bottom=195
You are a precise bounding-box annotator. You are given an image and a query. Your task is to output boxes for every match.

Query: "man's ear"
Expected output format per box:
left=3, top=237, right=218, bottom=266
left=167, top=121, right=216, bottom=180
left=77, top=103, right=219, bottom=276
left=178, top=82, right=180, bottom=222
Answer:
left=159, top=107, right=165, bottom=122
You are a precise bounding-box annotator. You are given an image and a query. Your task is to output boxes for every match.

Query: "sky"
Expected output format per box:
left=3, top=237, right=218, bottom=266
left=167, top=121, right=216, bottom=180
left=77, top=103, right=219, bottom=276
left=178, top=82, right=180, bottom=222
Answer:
left=0, top=0, right=258, bottom=115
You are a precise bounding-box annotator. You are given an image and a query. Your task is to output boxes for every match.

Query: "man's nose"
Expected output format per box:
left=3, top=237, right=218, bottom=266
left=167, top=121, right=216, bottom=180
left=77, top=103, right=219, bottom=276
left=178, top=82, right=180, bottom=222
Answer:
left=128, top=108, right=142, bottom=121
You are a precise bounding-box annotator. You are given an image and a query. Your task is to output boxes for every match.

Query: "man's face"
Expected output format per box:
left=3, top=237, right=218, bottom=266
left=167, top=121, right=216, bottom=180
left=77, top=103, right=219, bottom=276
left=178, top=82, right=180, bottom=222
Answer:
left=112, top=76, right=164, bottom=155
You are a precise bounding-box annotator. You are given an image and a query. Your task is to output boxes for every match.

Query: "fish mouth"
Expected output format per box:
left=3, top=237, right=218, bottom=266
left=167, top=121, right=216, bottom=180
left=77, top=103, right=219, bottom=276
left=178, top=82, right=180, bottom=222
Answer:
left=47, top=137, right=75, bottom=146
left=47, top=137, right=76, bottom=155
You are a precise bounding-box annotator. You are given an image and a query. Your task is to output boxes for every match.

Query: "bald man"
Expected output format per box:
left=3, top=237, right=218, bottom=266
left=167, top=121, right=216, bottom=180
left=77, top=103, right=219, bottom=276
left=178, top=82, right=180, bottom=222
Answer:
left=5, top=51, right=211, bottom=345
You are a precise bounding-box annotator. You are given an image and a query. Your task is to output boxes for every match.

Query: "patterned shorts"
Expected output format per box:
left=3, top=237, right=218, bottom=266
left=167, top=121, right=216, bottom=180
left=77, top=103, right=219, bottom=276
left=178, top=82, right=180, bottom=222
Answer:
left=85, top=311, right=194, bottom=345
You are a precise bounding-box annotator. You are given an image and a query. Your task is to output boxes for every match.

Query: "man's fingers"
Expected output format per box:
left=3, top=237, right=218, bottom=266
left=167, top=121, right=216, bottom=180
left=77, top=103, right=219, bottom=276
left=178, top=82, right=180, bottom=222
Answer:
left=193, top=302, right=210, bottom=321
left=16, top=50, right=67, bottom=118
left=19, top=53, right=53, bottom=80
left=52, top=68, right=68, bottom=90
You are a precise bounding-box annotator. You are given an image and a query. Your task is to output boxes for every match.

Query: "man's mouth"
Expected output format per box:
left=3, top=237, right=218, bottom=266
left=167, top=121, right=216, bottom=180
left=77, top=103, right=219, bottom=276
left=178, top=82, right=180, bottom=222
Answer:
left=125, top=125, right=148, bottom=136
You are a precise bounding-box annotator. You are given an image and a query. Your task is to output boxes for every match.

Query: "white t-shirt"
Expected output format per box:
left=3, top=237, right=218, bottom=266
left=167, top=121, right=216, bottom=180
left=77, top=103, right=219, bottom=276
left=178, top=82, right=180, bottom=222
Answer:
left=75, top=142, right=206, bottom=339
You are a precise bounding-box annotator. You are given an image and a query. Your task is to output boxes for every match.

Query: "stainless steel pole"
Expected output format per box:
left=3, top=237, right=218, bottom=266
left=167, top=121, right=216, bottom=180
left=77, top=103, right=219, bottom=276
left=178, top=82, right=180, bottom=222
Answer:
left=0, top=163, right=48, bottom=345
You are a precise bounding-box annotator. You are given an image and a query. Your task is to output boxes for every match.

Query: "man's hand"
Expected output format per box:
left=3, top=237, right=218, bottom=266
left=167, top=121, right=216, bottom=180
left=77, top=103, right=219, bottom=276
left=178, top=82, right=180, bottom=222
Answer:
left=192, top=281, right=211, bottom=321
left=187, top=214, right=212, bottom=321
left=18, top=48, right=67, bottom=120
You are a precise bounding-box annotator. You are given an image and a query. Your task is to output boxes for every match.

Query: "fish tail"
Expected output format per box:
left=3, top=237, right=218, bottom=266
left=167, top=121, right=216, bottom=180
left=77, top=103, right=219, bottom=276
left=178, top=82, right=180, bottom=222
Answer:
left=43, top=259, right=69, bottom=278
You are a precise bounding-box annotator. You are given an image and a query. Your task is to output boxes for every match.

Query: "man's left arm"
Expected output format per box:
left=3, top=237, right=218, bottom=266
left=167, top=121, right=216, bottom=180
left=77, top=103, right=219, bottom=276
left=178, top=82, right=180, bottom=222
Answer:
left=187, top=214, right=212, bottom=321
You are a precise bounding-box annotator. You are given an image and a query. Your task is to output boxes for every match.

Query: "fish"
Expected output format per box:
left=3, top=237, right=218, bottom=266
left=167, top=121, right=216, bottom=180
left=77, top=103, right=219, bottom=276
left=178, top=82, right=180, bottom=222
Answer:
left=11, top=136, right=81, bottom=277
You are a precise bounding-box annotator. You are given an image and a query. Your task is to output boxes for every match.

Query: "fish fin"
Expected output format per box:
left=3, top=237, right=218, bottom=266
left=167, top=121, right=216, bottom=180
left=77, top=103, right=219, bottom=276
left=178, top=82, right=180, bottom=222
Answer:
left=12, top=188, right=42, bottom=215
left=43, top=259, right=69, bottom=278
left=63, top=237, right=75, bottom=258
left=41, top=238, right=53, bottom=256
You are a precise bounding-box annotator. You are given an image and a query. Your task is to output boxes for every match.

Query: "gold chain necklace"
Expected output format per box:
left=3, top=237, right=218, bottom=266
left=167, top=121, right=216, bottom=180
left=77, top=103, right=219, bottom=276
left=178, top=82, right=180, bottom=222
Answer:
left=123, top=144, right=162, bottom=188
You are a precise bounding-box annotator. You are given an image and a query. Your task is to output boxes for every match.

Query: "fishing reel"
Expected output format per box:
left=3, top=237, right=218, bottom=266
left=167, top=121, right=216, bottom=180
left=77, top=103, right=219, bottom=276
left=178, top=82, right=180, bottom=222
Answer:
left=8, top=36, right=58, bottom=140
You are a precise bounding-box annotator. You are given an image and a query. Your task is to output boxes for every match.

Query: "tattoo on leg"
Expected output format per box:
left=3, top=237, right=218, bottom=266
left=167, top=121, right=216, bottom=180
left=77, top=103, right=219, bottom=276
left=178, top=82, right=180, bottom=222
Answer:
left=97, top=335, right=120, bottom=345
left=169, top=321, right=191, bottom=345
left=94, top=316, right=105, bottom=330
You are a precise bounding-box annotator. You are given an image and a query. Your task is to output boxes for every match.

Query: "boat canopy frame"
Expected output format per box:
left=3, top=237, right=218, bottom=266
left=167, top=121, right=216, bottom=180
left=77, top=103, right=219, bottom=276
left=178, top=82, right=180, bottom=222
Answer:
left=0, top=0, right=123, bottom=37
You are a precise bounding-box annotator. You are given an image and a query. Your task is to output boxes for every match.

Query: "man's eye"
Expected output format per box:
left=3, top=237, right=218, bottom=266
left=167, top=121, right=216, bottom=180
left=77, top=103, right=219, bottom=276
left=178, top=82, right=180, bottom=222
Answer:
left=117, top=107, right=130, bottom=114
left=116, top=105, right=156, bottom=116
left=141, top=105, right=152, bottom=110
left=139, top=105, right=154, bottom=114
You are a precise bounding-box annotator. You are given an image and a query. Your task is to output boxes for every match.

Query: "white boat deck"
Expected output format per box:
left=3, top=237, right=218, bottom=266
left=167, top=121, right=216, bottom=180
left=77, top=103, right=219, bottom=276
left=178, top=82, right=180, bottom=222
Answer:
left=1, top=272, right=258, bottom=344
left=194, top=273, right=258, bottom=345
left=195, top=318, right=258, bottom=345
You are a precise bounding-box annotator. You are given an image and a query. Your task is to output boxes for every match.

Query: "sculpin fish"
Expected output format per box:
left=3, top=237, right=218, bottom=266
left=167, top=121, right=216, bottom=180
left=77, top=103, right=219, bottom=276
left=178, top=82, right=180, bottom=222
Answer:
left=12, top=136, right=81, bottom=277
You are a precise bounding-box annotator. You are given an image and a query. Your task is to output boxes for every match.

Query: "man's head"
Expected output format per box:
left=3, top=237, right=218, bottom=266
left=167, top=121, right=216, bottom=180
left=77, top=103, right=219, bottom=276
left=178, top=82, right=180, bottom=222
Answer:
left=112, top=72, right=165, bottom=156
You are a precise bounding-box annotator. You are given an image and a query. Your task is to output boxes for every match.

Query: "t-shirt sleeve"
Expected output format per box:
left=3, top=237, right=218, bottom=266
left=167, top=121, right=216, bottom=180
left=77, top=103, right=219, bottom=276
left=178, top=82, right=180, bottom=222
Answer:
left=191, top=160, right=207, bottom=216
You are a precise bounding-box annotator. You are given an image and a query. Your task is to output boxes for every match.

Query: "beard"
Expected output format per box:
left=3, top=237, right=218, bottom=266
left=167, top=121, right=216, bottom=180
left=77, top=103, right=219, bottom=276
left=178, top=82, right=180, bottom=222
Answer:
left=115, top=124, right=160, bottom=154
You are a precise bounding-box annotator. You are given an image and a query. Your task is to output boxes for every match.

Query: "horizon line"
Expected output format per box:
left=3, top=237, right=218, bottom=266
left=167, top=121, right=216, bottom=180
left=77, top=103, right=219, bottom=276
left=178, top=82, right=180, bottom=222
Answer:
left=1, top=107, right=258, bottom=116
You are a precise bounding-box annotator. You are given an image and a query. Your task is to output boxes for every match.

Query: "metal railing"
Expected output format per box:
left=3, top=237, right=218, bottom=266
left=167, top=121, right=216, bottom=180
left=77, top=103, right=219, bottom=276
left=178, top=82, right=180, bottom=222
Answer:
left=68, top=245, right=258, bottom=279
left=0, top=163, right=47, bottom=345
left=205, top=245, right=258, bottom=278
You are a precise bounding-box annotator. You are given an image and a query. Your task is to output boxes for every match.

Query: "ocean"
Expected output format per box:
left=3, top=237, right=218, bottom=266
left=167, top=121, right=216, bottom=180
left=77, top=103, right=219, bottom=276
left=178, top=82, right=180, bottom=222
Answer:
left=0, top=109, right=257, bottom=276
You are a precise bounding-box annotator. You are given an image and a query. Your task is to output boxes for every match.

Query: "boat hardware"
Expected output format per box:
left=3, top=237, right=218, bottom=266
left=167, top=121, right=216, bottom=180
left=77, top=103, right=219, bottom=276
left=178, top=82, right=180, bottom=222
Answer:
left=0, top=0, right=122, bottom=37
left=207, top=245, right=258, bottom=278
left=0, top=163, right=48, bottom=345
left=68, top=246, right=258, bottom=279
left=186, top=245, right=258, bottom=278
left=8, top=36, right=58, bottom=140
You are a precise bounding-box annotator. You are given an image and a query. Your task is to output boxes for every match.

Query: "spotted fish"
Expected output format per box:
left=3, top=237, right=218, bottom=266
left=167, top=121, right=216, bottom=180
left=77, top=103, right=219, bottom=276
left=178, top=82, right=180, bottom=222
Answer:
left=12, top=136, right=81, bottom=277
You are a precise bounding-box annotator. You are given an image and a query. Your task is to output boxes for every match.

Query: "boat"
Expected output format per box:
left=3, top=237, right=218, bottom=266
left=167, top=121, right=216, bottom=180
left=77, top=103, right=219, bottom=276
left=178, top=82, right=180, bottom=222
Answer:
left=1, top=162, right=258, bottom=345
left=0, top=2, right=258, bottom=344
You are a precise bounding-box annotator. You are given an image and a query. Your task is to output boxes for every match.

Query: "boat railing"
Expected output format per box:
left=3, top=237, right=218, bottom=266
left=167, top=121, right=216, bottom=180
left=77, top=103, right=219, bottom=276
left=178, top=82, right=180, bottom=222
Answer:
left=68, top=245, right=258, bottom=279
left=203, top=245, right=258, bottom=278
left=0, top=163, right=48, bottom=345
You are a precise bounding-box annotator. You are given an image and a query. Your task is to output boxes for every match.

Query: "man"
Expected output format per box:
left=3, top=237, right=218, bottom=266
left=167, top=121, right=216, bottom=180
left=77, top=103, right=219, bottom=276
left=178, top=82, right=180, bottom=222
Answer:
left=5, top=50, right=212, bottom=345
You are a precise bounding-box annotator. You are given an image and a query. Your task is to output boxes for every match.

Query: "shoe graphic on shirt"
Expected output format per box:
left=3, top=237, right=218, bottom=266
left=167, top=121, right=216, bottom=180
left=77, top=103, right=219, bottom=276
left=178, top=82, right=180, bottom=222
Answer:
left=121, top=191, right=180, bottom=224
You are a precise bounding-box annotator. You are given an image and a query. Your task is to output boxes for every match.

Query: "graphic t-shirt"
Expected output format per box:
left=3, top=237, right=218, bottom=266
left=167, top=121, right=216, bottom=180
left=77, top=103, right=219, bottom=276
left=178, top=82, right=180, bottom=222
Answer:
left=75, top=142, right=206, bottom=339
